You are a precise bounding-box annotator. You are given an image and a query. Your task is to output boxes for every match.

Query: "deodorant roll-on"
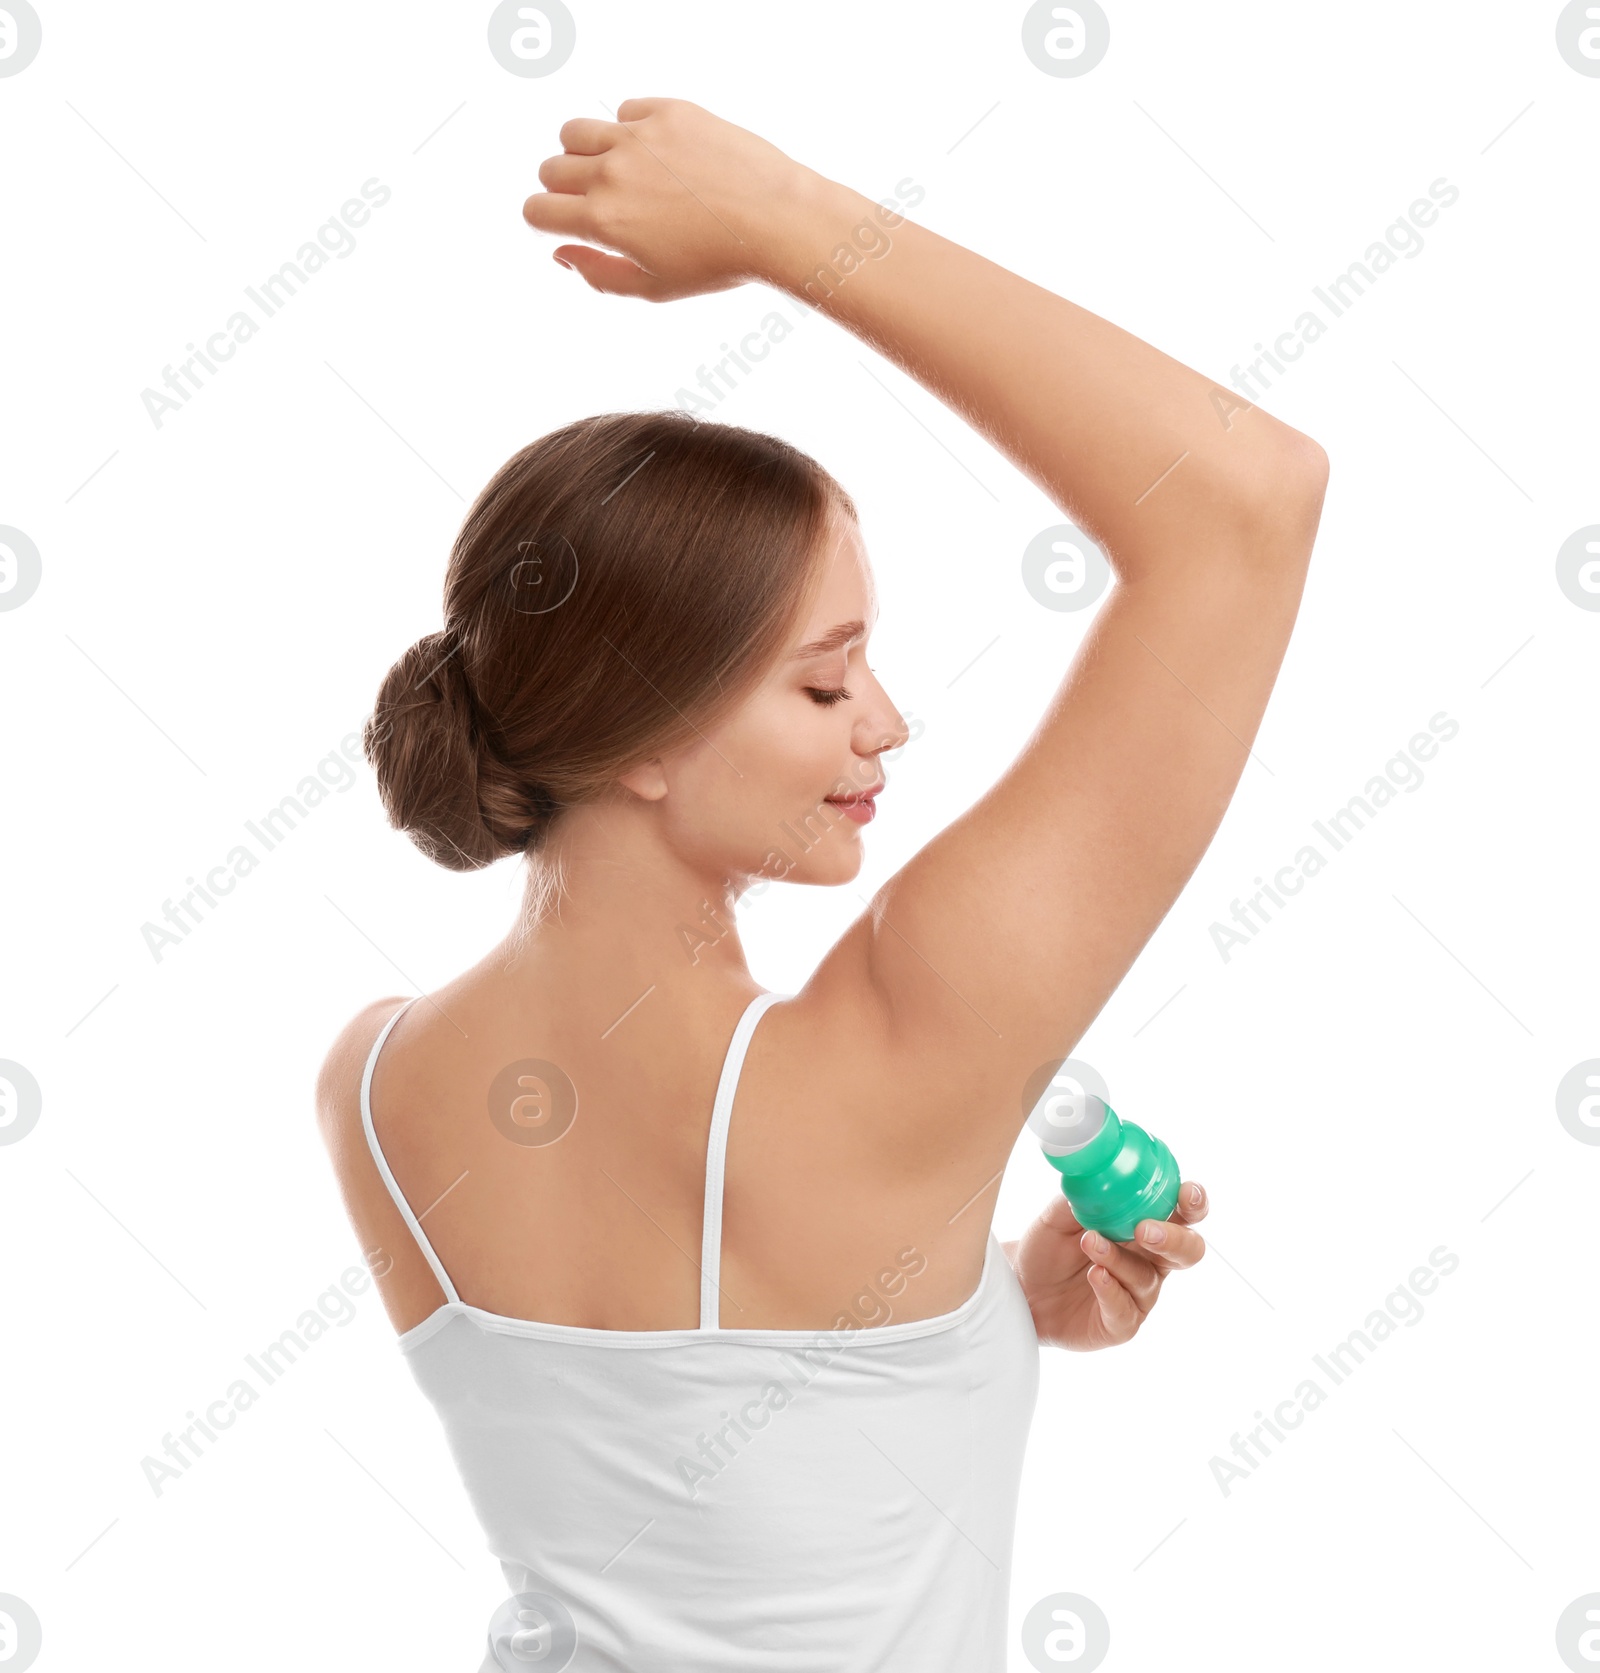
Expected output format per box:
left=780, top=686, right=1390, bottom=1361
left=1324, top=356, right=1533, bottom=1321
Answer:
left=1028, top=1089, right=1181, bottom=1243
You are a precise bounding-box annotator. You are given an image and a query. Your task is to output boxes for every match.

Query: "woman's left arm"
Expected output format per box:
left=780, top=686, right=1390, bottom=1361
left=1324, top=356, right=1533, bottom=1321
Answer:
left=1002, top=1182, right=1209, bottom=1350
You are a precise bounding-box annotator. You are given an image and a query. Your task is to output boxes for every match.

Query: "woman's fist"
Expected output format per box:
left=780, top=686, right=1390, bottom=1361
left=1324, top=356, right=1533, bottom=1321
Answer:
left=524, top=98, right=819, bottom=301
left=1003, top=1182, right=1210, bottom=1352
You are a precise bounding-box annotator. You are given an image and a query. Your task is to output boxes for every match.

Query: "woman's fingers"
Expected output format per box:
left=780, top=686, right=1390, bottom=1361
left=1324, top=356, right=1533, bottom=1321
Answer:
left=1044, top=1181, right=1207, bottom=1241
left=1079, top=1210, right=1205, bottom=1303
left=1173, top=1181, right=1209, bottom=1223
left=551, top=246, right=669, bottom=299
left=557, top=116, right=623, bottom=155
left=1082, top=1233, right=1164, bottom=1308
left=1053, top=1179, right=1210, bottom=1341
left=1126, top=1216, right=1206, bottom=1271
left=526, top=98, right=801, bottom=298
left=616, top=96, right=676, bottom=123
left=1087, top=1264, right=1142, bottom=1342
left=522, top=189, right=593, bottom=238
left=537, top=151, right=604, bottom=194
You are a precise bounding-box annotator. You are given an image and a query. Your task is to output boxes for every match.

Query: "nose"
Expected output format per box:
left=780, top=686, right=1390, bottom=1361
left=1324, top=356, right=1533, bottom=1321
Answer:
left=854, top=671, right=911, bottom=757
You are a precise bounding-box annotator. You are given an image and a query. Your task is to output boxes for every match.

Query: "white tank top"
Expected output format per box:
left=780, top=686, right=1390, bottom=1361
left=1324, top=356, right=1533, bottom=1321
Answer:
left=360, top=989, right=1041, bottom=1672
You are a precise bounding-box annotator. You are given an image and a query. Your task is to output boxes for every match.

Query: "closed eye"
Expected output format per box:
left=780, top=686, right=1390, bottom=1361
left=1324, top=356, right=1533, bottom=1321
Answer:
left=806, top=686, right=852, bottom=707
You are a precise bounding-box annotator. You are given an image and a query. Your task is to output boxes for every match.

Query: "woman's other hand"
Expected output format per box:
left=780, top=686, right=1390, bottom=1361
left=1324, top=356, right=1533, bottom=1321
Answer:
left=1002, top=1183, right=1209, bottom=1351
left=524, top=97, right=822, bottom=301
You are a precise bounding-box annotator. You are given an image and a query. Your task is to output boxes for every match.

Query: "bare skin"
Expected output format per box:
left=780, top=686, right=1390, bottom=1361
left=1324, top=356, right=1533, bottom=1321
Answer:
left=319, top=98, right=1325, bottom=1350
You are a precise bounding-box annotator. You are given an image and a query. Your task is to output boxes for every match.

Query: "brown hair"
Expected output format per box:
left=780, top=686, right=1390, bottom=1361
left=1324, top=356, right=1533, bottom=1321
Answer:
left=365, top=409, right=855, bottom=877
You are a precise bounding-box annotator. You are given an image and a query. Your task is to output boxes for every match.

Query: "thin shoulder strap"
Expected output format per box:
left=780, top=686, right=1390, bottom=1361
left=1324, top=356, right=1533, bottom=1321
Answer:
left=359, top=999, right=462, bottom=1308
left=699, top=990, right=786, bottom=1331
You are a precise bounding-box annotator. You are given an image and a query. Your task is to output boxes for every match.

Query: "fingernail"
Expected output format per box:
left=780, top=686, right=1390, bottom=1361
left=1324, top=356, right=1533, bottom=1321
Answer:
left=553, top=254, right=573, bottom=269
left=1085, top=1231, right=1108, bottom=1255
left=1141, top=1223, right=1167, bottom=1246
left=1187, top=1185, right=1203, bottom=1207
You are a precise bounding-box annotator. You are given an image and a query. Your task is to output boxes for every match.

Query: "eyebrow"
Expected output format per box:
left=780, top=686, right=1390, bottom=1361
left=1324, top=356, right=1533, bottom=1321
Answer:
left=790, top=618, right=871, bottom=660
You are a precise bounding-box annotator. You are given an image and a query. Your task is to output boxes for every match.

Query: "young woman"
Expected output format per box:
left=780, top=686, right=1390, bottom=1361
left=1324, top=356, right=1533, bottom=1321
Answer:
left=317, top=98, right=1326, bottom=1671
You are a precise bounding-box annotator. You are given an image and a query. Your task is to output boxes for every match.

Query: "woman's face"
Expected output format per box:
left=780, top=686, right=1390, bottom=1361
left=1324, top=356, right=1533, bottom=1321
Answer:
left=655, top=502, right=911, bottom=890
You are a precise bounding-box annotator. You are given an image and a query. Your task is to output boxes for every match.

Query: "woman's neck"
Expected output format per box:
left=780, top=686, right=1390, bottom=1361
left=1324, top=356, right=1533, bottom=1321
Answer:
left=488, top=801, right=760, bottom=1016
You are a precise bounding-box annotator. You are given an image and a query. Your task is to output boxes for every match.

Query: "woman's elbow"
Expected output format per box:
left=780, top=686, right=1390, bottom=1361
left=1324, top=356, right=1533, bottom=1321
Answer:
left=1233, top=428, right=1329, bottom=569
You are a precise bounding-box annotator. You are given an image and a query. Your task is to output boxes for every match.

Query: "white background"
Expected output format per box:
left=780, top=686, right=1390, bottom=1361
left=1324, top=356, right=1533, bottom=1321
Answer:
left=2, top=2, right=1597, bottom=1669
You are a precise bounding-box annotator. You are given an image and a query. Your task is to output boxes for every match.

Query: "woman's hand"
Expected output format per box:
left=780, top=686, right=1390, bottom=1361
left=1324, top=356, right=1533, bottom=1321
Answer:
left=523, top=97, right=826, bottom=302
left=1002, top=1184, right=1209, bottom=1351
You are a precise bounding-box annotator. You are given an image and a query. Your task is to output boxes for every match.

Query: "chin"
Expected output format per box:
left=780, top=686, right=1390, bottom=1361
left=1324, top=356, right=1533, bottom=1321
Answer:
left=786, top=836, right=865, bottom=888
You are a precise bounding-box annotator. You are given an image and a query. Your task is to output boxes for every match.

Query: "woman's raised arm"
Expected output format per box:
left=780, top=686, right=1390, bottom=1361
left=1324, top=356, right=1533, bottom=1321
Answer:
left=525, top=98, right=1328, bottom=1173
left=769, top=142, right=1328, bottom=1171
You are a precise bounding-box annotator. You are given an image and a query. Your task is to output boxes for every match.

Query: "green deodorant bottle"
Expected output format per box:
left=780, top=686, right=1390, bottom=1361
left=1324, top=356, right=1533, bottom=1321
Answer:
left=1028, top=1088, right=1181, bottom=1242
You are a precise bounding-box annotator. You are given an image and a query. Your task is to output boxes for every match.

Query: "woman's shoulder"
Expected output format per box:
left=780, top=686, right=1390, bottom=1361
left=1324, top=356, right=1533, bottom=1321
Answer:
left=314, top=995, right=413, bottom=1147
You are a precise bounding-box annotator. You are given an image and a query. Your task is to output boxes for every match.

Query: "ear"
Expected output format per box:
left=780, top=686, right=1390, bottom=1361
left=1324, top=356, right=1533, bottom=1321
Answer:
left=615, top=759, right=669, bottom=804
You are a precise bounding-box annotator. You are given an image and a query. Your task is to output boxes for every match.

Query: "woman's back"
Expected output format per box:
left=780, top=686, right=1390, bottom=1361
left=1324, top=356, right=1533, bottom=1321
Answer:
left=322, top=969, right=1006, bottom=1340
left=325, top=985, right=1040, bottom=1672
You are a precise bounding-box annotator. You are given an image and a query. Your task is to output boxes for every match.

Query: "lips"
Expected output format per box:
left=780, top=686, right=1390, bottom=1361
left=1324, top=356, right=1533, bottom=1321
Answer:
left=824, top=785, right=882, bottom=824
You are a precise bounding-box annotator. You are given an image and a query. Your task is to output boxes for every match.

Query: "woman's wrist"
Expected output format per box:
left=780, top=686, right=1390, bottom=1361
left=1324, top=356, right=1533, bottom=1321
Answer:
left=753, top=169, right=901, bottom=300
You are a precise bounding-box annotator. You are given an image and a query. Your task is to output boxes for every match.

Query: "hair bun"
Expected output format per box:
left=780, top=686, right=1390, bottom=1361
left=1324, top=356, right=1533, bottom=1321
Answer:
left=364, top=629, right=553, bottom=871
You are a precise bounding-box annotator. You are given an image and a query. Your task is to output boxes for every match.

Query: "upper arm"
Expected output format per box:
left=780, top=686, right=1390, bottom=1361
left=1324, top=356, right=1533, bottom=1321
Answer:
left=313, top=996, right=443, bottom=1334
left=807, top=441, right=1329, bottom=1171
left=313, top=998, right=408, bottom=1153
